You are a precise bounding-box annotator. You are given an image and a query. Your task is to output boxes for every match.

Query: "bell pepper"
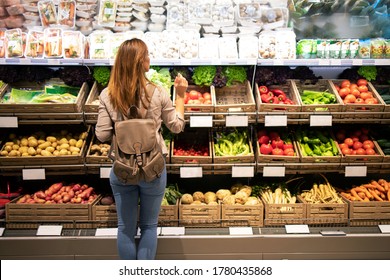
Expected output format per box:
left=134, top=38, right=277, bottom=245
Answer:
left=260, top=92, right=274, bottom=103
left=258, top=85, right=269, bottom=94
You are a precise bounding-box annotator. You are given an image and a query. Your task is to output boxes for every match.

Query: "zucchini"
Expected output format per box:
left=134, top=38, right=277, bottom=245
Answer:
left=382, top=148, right=390, bottom=155
left=377, top=139, right=390, bottom=148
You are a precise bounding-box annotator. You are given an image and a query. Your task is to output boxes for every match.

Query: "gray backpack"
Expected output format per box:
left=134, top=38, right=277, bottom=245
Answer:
left=111, top=85, right=165, bottom=184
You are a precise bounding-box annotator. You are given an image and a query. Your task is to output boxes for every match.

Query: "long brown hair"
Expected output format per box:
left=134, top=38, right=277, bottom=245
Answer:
left=107, top=38, right=151, bottom=116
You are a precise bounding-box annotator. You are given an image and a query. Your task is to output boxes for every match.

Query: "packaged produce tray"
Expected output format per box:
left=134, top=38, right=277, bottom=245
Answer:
left=291, top=79, right=343, bottom=119
left=0, top=125, right=90, bottom=166
left=330, top=80, right=385, bottom=119
left=6, top=194, right=100, bottom=229
left=261, top=197, right=306, bottom=226
left=85, top=134, right=112, bottom=164
left=212, top=127, right=255, bottom=170
left=255, top=80, right=301, bottom=122
left=0, top=80, right=89, bottom=120
left=342, top=198, right=390, bottom=226
left=297, top=195, right=348, bottom=225
left=173, top=85, right=215, bottom=121
left=179, top=199, right=221, bottom=227
left=84, top=81, right=101, bottom=122
left=170, top=128, right=213, bottom=171
left=221, top=198, right=264, bottom=227
left=256, top=127, right=300, bottom=165
left=214, top=80, right=256, bottom=120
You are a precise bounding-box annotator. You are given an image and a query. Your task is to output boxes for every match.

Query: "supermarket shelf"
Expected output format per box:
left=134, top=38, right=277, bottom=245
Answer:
left=1, top=58, right=389, bottom=67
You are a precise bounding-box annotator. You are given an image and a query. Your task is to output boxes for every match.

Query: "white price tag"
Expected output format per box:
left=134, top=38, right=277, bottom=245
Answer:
left=345, top=166, right=367, bottom=177
left=190, top=116, right=213, bottom=127
left=36, top=225, right=63, bottom=236
left=263, top=166, right=285, bottom=177
left=320, top=230, right=346, bottom=236
left=225, top=115, right=248, bottom=127
left=310, top=115, right=332, bottom=126
left=95, top=228, right=118, bottom=236
left=378, top=225, right=390, bottom=233
left=161, top=227, right=185, bottom=236
left=22, top=169, right=45, bottom=180
left=232, top=166, right=254, bottom=177
left=136, top=227, right=161, bottom=236
left=264, top=115, right=287, bottom=127
left=100, top=167, right=111, bottom=178
left=180, top=167, right=203, bottom=178
left=229, top=227, right=253, bottom=235
left=0, top=227, right=4, bottom=237
left=285, top=224, right=310, bottom=234
left=0, top=117, right=18, bottom=128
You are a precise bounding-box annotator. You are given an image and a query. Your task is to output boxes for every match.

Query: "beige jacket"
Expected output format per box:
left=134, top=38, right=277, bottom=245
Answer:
left=95, top=85, right=185, bottom=155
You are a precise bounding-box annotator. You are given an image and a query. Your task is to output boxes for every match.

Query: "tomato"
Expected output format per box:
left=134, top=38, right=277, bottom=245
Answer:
left=349, top=83, right=358, bottom=90
left=360, top=91, right=373, bottom=100
left=260, top=143, right=273, bottom=155
left=351, top=136, right=360, bottom=142
left=356, top=148, right=366, bottom=155
left=202, top=92, right=211, bottom=100
left=271, top=139, right=284, bottom=149
left=365, top=148, right=376, bottom=155
left=363, top=140, right=374, bottom=149
left=358, top=85, right=368, bottom=92
left=353, top=141, right=363, bottom=150
left=204, top=99, right=212, bottom=104
left=357, top=79, right=368, bottom=86
left=355, top=98, right=365, bottom=104
left=283, top=148, right=295, bottom=156
left=338, top=143, right=348, bottom=150
left=350, top=89, right=361, bottom=97
left=271, top=148, right=284, bottom=156
left=344, top=138, right=354, bottom=147
left=338, top=87, right=350, bottom=98
left=341, top=147, right=352, bottom=155
left=365, top=98, right=378, bottom=104
left=269, top=131, right=280, bottom=141
left=283, top=143, right=294, bottom=150
left=344, top=94, right=356, bottom=103
left=189, top=90, right=200, bottom=100
left=258, top=135, right=270, bottom=145
left=341, top=80, right=351, bottom=88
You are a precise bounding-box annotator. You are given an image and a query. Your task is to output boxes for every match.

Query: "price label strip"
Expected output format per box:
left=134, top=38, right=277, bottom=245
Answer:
left=0, top=116, right=18, bottom=128
left=100, top=167, right=111, bottom=178
left=180, top=167, right=203, bottom=178
left=378, top=225, right=390, bottom=233
left=232, top=166, right=254, bottom=177
left=189, top=116, right=213, bottom=127
left=285, top=224, right=310, bottom=234
left=36, top=225, right=63, bottom=236
left=264, top=115, right=287, bottom=127
left=95, top=228, right=118, bottom=236
left=263, top=166, right=285, bottom=177
left=309, top=115, right=332, bottom=126
left=22, top=169, right=45, bottom=180
left=225, top=115, right=248, bottom=127
left=160, top=227, right=185, bottom=236
left=345, top=166, right=367, bottom=177
left=229, top=227, right=253, bottom=235
left=320, top=230, right=346, bottom=236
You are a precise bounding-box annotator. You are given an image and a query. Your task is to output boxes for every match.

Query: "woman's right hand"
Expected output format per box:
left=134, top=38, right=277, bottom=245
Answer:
left=174, top=73, right=188, bottom=98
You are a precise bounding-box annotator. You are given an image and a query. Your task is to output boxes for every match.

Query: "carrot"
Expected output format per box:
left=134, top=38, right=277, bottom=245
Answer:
left=364, top=197, right=370, bottom=202
left=370, top=189, right=383, bottom=201
left=358, top=192, right=366, bottom=199
left=356, top=186, right=372, bottom=199
left=341, top=192, right=352, bottom=200
left=378, top=179, right=389, bottom=191
left=387, top=189, right=390, bottom=201
left=351, top=188, right=363, bottom=201
left=371, top=180, right=386, bottom=193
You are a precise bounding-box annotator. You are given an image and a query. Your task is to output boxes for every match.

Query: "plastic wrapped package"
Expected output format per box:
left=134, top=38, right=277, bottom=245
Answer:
left=258, top=30, right=276, bottom=59
left=211, top=2, right=235, bottom=27
left=24, top=30, right=44, bottom=58
left=187, top=1, right=212, bottom=25
left=259, top=7, right=288, bottom=30
left=38, top=0, right=57, bottom=27
left=44, top=28, right=62, bottom=58
left=275, top=29, right=296, bottom=59
left=160, top=30, right=180, bottom=59
left=98, top=0, right=117, bottom=27
left=58, top=1, right=76, bottom=28
left=179, top=29, right=199, bottom=59
left=5, top=28, right=24, bottom=58
left=238, top=35, right=258, bottom=59
left=218, top=36, right=238, bottom=59
left=144, top=31, right=164, bottom=59
left=0, top=29, right=6, bottom=58
left=198, top=37, right=219, bottom=59
left=236, top=2, right=261, bottom=27
left=166, top=2, right=187, bottom=30
left=62, top=30, right=84, bottom=58
left=89, top=30, right=112, bottom=59
left=109, top=32, right=126, bottom=58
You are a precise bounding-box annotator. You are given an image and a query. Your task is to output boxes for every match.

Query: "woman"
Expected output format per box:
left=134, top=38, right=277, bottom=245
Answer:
left=95, top=38, right=187, bottom=260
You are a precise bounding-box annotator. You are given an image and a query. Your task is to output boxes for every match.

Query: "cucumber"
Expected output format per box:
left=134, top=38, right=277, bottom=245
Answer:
left=377, top=139, right=390, bottom=148
left=382, top=148, right=390, bottom=155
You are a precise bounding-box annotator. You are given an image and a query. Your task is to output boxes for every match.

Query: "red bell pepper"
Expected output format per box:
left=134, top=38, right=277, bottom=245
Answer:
left=258, top=85, right=269, bottom=94
left=260, top=92, right=274, bottom=103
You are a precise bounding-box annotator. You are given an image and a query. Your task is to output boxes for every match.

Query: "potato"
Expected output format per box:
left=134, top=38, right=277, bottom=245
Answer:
left=59, top=149, right=69, bottom=155
left=40, top=150, right=52, bottom=156
left=71, top=151, right=79, bottom=155
left=20, top=138, right=28, bottom=146
left=1, top=150, right=8, bottom=156
left=53, top=150, right=60, bottom=156
left=45, top=146, right=55, bottom=153
left=37, top=139, right=45, bottom=144
left=68, top=139, right=77, bottom=146
left=28, top=139, right=38, bottom=147
left=51, top=142, right=58, bottom=148
left=9, top=150, right=18, bottom=156
left=75, top=139, right=83, bottom=148
left=4, top=145, right=12, bottom=152
left=21, top=152, right=30, bottom=157
left=5, top=142, right=14, bottom=146
left=27, top=147, right=37, bottom=156
left=19, top=146, right=28, bottom=154
left=59, top=143, right=70, bottom=150
left=38, top=141, right=51, bottom=150
left=12, top=144, right=20, bottom=150
left=46, top=136, right=57, bottom=143
left=36, top=148, right=42, bottom=154
left=79, top=132, right=88, bottom=140
left=27, top=136, right=37, bottom=141
left=58, top=138, right=68, bottom=145
left=69, top=146, right=80, bottom=153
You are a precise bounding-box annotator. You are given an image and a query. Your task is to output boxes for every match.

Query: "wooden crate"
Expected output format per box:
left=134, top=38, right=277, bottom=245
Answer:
left=0, top=125, right=91, bottom=166
left=212, top=128, right=255, bottom=170
left=262, top=197, right=306, bottom=226
left=84, top=81, right=101, bottom=122
left=291, top=79, right=343, bottom=119
left=298, top=195, right=348, bottom=225
left=0, top=80, right=89, bottom=119
left=6, top=195, right=100, bottom=229
left=170, top=128, right=213, bottom=171
left=85, top=134, right=112, bottom=164
left=343, top=197, right=390, bottom=226
left=330, top=80, right=385, bottom=119
left=158, top=201, right=179, bottom=227
left=214, top=80, right=256, bottom=120
left=256, top=80, right=301, bottom=121
left=179, top=199, right=221, bottom=227
left=173, top=85, right=215, bottom=121
left=221, top=198, right=264, bottom=227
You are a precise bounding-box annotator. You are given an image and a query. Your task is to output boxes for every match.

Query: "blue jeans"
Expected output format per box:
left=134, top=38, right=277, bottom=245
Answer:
left=109, top=167, right=166, bottom=260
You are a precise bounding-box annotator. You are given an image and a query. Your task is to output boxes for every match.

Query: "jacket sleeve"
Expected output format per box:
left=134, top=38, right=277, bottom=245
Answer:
left=159, top=87, right=185, bottom=134
left=95, top=90, right=114, bottom=143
